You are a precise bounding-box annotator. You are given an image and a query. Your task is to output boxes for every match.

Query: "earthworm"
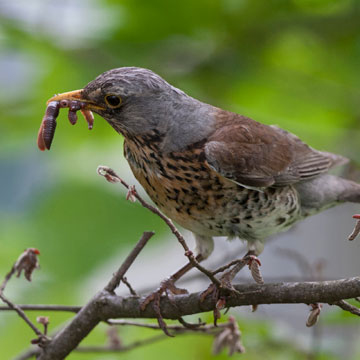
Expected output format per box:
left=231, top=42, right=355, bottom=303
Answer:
left=37, top=101, right=60, bottom=151
left=37, top=99, right=95, bottom=151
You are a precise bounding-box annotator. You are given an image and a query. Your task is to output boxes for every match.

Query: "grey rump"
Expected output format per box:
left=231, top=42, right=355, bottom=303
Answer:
left=82, top=67, right=360, bottom=257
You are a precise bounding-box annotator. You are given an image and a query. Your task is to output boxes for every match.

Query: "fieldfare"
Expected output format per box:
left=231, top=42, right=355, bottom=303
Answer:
left=38, top=67, right=360, bottom=293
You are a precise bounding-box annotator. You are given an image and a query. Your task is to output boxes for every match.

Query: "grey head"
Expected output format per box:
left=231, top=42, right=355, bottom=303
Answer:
left=82, top=67, right=216, bottom=152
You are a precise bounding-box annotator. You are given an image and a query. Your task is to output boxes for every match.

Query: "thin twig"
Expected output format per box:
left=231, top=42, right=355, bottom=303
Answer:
left=76, top=321, right=229, bottom=354
left=331, top=300, right=360, bottom=316
left=107, top=319, right=227, bottom=332
left=97, top=166, right=220, bottom=286
left=0, top=254, right=44, bottom=338
left=0, top=305, right=81, bottom=312
left=121, top=277, right=138, bottom=296
left=15, top=335, right=169, bottom=360
left=13, top=348, right=40, bottom=360
left=0, top=294, right=43, bottom=337
left=97, top=166, right=189, bottom=250
left=178, top=317, right=206, bottom=329
left=107, top=320, right=171, bottom=329
left=212, top=259, right=245, bottom=276
left=0, top=264, right=16, bottom=294
left=75, top=334, right=167, bottom=353
left=105, top=231, right=154, bottom=292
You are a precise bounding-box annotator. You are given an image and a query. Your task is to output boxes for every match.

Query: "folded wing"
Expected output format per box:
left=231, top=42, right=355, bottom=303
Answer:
left=204, top=112, right=347, bottom=188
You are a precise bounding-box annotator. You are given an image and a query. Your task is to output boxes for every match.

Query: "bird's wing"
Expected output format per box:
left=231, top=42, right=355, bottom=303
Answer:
left=204, top=112, right=347, bottom=188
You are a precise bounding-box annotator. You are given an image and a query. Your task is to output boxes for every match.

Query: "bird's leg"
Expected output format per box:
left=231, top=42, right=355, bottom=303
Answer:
left=219, top=251, right=264, bottom=289
left=202, top=250, right=262, bottom=293
left=141, top=254, right=203, bottom=303
left=140, top=254, right=203, bottom=336
left=200, top=250, right=264, bottom=323
left=167, top=254, right=205, bottom=291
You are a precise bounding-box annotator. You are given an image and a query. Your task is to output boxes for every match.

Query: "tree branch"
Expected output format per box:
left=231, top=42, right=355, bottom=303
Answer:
left=99, top=277, right=360, bottom=320
left=23, top=276, right=360, bottom=359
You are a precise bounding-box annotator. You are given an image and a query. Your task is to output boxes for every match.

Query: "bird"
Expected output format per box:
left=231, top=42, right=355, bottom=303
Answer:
left=43, top=67, right=360, bottom=288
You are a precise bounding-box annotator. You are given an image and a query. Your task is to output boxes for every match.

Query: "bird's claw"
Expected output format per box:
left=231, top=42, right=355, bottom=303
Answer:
left=141, top=277, right=188, bottom=310
left=140, top=277, right=188, bottom=336
left=199, top=254, right=264, bottom=324
left=199, top=279, right=239, bottom=326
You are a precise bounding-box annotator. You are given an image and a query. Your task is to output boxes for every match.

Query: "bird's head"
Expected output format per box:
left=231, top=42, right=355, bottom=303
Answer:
left=47, top=67, right=190, bottom=137
left=45, top=67, right=215, bottom=152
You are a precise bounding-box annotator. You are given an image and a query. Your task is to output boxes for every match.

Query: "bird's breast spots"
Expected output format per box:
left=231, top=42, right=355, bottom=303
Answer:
left=124, top=145, right=142, bottom=169
left=166, top=162, right=178, bottom=171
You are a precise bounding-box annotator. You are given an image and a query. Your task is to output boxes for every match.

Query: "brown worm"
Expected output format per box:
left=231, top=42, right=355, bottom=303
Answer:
left=37, top=99, right=95, bottom=151
left=37, top=101, right=60, bottom=151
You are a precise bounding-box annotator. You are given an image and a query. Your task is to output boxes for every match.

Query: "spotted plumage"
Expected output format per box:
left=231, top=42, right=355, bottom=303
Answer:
left=124, top=128, right=302, bottom=254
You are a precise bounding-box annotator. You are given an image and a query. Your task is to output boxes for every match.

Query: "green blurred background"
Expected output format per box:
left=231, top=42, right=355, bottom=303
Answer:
left=1, top=0, right=360, bottom=359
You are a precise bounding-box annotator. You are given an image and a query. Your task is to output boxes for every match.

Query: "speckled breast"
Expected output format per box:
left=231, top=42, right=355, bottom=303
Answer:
left=123, top=135, right=302, bottom=242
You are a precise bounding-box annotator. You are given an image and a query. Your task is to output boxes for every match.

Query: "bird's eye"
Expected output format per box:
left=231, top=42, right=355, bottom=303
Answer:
left=105, top=95, right=122, bottom=108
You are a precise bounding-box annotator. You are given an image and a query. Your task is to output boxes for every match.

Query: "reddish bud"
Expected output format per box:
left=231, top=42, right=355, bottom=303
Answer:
left=15, top=248, right=40, bottom=281
left=126, top=185, right=137, bottom=202
left=36, top=316, right=49, bottom=326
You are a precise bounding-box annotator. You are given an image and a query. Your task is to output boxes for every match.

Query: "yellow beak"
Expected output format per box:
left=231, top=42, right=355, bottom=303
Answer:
left=47, top=89, right=106, bottom=111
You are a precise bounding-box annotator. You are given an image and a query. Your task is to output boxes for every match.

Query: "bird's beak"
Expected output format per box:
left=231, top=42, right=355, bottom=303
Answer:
left=47, top=89, right=106, bottom=111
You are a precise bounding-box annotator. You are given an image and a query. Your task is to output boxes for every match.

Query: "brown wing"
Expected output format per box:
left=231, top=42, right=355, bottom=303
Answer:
left=204, top=111, right=347, bottom=188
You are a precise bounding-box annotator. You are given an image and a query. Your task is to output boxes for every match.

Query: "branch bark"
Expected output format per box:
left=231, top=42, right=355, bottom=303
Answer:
left=33, top=276, right=360, bottom=359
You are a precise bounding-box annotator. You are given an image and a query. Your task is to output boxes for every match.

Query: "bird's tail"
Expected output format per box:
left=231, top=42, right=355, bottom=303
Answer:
left=295, top=174, right=360, bottom=217
left=319, top=151, right=349, bottom=169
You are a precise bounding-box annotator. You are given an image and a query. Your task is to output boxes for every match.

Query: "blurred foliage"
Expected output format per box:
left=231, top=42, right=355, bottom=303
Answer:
left=1, top=0, right=360, bottom=359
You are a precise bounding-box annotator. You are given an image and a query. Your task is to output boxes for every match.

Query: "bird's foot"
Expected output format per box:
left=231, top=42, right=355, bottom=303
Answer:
left=140, top=256, right=202, bottom=336
left=205, top=253, right=263, bottom=295
left=200, top=279, right=239, bottom=325
left=200, top=252, right=264, bottom=324
left=199, top=260, right=243, bottom=325
left=200, top=283, right=229, bottom=325
left=140, top=277, right=188, bottom=336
